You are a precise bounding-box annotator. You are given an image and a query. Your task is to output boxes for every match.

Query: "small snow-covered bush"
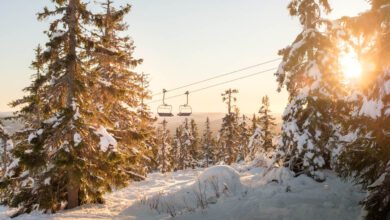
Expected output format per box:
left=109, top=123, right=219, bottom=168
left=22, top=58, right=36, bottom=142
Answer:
left=144, top=165, right=245, bottom=217
left=251, top=166, right=294, bottom=185
left=197, top=165, right=243, bottom=198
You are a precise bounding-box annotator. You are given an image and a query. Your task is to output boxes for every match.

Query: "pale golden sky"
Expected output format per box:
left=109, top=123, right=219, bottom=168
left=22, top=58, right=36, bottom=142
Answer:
left=0, top=0, right=369, bottom=115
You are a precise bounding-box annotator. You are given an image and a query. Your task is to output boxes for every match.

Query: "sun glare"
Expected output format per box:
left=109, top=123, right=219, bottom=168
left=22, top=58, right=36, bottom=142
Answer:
left=340, top=51, right=362, bottom=80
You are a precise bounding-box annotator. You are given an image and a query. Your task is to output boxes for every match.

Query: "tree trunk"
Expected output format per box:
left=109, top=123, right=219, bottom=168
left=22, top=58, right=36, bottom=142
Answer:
left=66, top=179, right=80, bottom=209
left=67, top=0, right=77, bottom=107
left=66, top=0, right=79, bottom=209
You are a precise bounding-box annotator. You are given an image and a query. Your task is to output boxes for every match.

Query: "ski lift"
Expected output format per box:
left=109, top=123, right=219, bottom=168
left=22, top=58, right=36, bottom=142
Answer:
left=178, top=91, right=192, bottom=117
left=157, top=89, right=174, bottom=117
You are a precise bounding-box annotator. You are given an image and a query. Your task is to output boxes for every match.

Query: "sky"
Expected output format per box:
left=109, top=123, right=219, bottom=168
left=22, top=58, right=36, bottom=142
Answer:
left=0, top=0, right=369, bottom=115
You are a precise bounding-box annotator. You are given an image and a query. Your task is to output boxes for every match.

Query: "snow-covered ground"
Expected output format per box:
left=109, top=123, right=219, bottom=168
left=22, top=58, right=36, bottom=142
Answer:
left=0, top=163, right=364, bottom=220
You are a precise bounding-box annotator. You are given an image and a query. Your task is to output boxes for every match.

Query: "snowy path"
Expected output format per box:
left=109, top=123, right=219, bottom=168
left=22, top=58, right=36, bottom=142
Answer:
left=0, top=170, right=201, bottom=220
left=0, top=166, right=365, bottom=220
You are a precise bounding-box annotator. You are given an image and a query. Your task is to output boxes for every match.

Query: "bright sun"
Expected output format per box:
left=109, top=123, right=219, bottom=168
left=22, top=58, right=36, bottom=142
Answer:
left=339, top=51, right=362, bottom=79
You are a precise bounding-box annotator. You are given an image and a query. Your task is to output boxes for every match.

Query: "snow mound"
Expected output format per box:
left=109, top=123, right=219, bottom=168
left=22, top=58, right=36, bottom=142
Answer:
left=263, top=167, right=294, bottom=184
left=196, top=165, right=243, bottom=197
left=142, top=166, right=246, bottom=217
left=251, top=167, right=294, bottom=185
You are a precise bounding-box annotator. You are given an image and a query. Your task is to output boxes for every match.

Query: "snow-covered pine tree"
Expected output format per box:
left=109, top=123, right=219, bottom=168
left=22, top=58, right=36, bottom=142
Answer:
left=257, top=96, right=276, bottom=153
left=237, top=115, right=250, bottom=161
left=137, top=74, right=158, bottom=172
left=0, top=122, right=12, bottom=201
left=0, top=123, right=11, bottom=173
left=248, top=96, right=276, bottom=160
left=91, top=0, right=154, bottom=178
left=180, top=118, right=195, bottom=169
left=1, top=45, right=47, bottom=207
left=246, top=113, right=260, bottom=161
left=156, top=120, right=172, bottom=173
left=10, top=45, right=45, bottom=128
left=250, top=113, right=259, bottom=134
left=247, top=129, right=262, bottom=161
left=171, top=120, right=194, bottom=171
left=189, top=119, right=200, bottom=168
left=338, top=68, right=390, bottom=219
left=171, top=126, right=183, bottom=170
left=335, top=1, right=390, bottom=218
left=201, top=117, right=216, bottom=167
left=0, top=124, right=5, bottom=172
left=218, top=89, right=240, bottom=164
left=275, top=0, right=342, bottom=181
left=1, top=0, right=149, bottom=214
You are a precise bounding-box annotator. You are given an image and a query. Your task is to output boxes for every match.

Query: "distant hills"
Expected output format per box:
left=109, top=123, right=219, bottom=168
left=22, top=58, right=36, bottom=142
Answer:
left=0, top=112, right=282, bottom=136
left=156, top=112, right=282, bottom=135
left=157, top=112, right=225, bottom=134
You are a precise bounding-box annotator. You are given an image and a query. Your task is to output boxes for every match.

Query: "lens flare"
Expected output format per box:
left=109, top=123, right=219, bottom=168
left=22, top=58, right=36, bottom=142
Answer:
left=340, top=51, right=362, bottom=80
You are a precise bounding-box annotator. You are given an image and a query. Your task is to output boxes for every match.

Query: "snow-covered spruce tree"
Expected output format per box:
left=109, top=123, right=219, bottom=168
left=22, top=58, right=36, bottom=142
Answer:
left=250, top=113, right=259, bottom=134
left=137, top=74, right=158, bottom=172
left=156, top=120, right=172, bottom=173
left=171, top=119, right=194, bottom=171
left=275, top=0, right=343, bottom=181
left=10, top=45, right=45, bottom=128
left=91, top=0, right=154, bottom=178
left=218, top=89, right=240, bottom=164
left=336, top=2, right=390, bottom=218
left=171, top=126, right=182, bottom=170
left=0, top=123, right=11, bottom=173
left=200, top=117, right=217, bottom=167
left=0, top=123, right=10, bottom=201
left=1, top=0, right=149, bottom=214
left=237, top=115, right=250, bottom=161
left=248, top=96, right=276, bottom=160
left=189, top=119, right=200, bottom=168
left=180, top=118, right=195, bottom=169
left=1, top=45, right=47, bottom=206
left=246, top=113, right=260, bottom=160
left=257, top=96, right=276, bottom=153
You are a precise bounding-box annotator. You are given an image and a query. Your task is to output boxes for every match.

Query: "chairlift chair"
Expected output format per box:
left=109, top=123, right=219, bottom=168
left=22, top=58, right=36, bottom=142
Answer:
left=157, top=89, right=174, bottom=117
left=177, top=91, right=192, bottom=117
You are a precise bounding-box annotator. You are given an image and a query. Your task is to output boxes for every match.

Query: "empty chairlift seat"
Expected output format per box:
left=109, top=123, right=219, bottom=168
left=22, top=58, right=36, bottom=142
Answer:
left=157, top=104, right=174, bottom=117
left=177, top=91, right=192, bottom=117
left=178, top=105, right=192, bottom=116
left=157, top=89, right=174, bottom=117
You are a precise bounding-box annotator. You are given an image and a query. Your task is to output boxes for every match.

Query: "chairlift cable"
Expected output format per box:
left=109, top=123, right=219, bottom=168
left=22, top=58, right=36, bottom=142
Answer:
left=148, top=67, right=277, bottom=105
left=151, top=58, right=281, bottom=97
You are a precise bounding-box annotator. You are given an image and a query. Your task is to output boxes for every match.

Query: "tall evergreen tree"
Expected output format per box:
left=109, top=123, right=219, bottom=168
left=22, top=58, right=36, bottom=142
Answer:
left=237, top=115, right=250, bottom=161
left=275, top=0, right=342, bottom=181
left=180, top=118, right=195, bottom=169
left=172, top=119, right=194, bottom=170
left=335, top=1, right=390, bottom=218
left=91, top=0, right=154, bottom=177
left=250, top=113, right=259, bottom=134
left=218, top=89, right=240, bottom=164
left=247, top=113, right=260, bottom=161
left=137, top=74, right=158, bottom=172
left=171, top=127, right=183, bottom=170
left=189, top=119, right=200, bottom=168
left=248, top=96, right=276, bottom=160
left=201, top=117, right=216, bottom=167
left=258, top=96, right=276, bottom=153
left=0, top=0, right=150, bottom=214
left=0, top=123, right=11, bottom=173
left=10, top=45, right=45, bottom=128
left=156, top=120, right=172, bottom=173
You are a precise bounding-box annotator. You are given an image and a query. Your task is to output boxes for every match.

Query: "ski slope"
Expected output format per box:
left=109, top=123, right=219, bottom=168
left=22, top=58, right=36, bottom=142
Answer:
left=0, top=163, right=365, bottom=220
